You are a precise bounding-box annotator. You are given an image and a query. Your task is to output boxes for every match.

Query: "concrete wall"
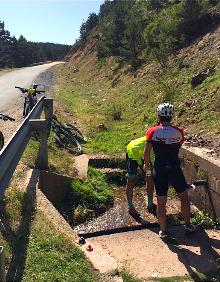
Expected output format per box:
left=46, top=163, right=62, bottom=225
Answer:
left=180, top=147, right=220, bottom=221
left=39, top=170, right=73, bottom=205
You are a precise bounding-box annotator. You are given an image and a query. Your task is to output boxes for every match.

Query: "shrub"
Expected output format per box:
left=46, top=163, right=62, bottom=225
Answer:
left=111, top=104, right=122, bottom=120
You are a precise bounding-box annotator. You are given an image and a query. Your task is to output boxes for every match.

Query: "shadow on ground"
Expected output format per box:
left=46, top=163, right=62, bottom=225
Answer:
left=0, top=170, right=38, bottom=281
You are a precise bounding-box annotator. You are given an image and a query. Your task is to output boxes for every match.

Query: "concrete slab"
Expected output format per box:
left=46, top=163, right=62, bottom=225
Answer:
left=81, top=243, right=119, bottom=274
left=83, top=226, right=220, bottom=280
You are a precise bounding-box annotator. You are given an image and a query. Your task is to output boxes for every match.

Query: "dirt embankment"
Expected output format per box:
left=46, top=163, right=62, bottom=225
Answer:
left=185, top=131, right=220, bottom=158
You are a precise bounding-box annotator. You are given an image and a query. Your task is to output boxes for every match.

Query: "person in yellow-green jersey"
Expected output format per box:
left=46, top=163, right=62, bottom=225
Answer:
left=126, top=136, right=156, bottom=218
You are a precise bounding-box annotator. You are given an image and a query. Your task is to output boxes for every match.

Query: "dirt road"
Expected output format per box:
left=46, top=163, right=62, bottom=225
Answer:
left=0, top=62, right=63, bottom=143
left=0, top=62, right=62, bottom=112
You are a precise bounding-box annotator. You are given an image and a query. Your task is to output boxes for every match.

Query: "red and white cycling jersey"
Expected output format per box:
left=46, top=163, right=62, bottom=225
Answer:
left=146, top=125, right=184, bottom=166
left=146, top=125, right=184, bottom=144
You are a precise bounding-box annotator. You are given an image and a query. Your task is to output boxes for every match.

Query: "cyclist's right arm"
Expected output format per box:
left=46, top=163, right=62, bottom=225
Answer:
left=144, top=142, right=152, bottom=171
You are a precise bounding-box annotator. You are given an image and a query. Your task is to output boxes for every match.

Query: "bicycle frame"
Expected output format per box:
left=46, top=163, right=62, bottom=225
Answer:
left=0, top=114, right=15, bottom=150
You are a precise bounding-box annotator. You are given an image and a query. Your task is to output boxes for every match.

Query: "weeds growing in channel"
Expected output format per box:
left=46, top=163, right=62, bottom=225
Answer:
left=70, top=167, right=113, bottom=224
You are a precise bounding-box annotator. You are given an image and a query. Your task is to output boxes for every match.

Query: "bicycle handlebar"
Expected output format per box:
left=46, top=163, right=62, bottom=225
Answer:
left=15, top=86, right=26, bottom=93
left=0, top=113, right=15, bottom=121
left=15, top=86, right=45, bottom=94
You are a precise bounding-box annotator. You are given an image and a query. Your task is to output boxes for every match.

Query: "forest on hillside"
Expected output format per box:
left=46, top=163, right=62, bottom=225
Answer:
left=77, top=0, right=220, bottom=69
left=0, top=21, right=71, bottom=68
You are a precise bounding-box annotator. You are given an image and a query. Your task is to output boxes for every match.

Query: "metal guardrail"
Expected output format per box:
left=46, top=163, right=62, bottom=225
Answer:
left=0, top=96, right=52, bottom=198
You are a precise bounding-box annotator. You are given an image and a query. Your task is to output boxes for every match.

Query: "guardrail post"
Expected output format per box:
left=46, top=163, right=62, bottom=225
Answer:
left=44, top=98, right=53, bottom=135
left=0, top=246, right=6, bottom=282
left=44, top=98, right=53, bottom=121
left=38, top=129, right=48, bottom=170
left=29, top=119, right=48, bottom=170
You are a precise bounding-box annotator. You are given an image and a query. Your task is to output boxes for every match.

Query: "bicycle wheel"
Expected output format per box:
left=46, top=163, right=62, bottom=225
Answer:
left=54, top=132, right=83, bottom=155
left=0, top=131, right=4, bottom=150
left=52, top=124, right=83, bottom=155
left=65, top=135, right=83, bottom=155
left=64, top=123, right=87, bottom=143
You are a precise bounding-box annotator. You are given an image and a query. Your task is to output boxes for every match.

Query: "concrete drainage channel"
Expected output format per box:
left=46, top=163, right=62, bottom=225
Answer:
left=76, top=156, right=159, bottom=238
left=40, top=155, right=200, bottom=239
left=39, top=155, right=220, bottom=280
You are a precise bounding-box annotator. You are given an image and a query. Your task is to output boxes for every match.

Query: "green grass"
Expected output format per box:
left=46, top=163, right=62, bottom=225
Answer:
left=151, top=267, right=220, bottom=282
left=70, top=166, right=113, bottom=208
left=22, top=212, right=98, bottom=282
left=85, top=126, right=138, bottom=154
left=0, top=187, right=98, bottom=281
left=22, top=136, right=78, bottom=177
left=4, top=189, right=30, bottom=225
left=22, top=137, right=40, bottom=168
left=120, top=270, right=143, bottom=282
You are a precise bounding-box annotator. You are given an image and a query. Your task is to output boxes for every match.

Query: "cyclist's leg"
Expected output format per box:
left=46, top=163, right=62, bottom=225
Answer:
left=146, top=175, right=155, bottom=207
left=157, top=195, right=167, bottom=231
left=154, top=166, right=169, bottom=231
left=145, top=161, right=155, bottom=210
left=126, top=154, right=139, bottom=213
left=170, top=168, right=190, bottom=225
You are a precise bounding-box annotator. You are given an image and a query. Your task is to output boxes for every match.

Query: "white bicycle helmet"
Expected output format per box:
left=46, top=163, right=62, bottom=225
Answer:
left=157, top=102, right=174, bottom=116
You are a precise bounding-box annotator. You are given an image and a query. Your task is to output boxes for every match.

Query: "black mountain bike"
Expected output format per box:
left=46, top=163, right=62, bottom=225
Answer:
left=51, top=115, right=87, bottom=155
left=0, top=114, right=15, bottom=150
left=15, top=86, right=45, bottom=117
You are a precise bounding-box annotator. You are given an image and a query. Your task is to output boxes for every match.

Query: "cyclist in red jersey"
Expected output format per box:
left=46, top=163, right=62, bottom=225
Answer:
left=144, top=103, right=196, bottom=240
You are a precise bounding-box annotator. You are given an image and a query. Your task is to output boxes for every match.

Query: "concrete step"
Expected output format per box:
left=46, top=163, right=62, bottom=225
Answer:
left=89, top=155, right=126, bottom=169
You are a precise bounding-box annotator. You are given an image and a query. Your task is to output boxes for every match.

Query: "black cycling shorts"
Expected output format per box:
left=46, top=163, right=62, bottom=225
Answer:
left=126, top=154, right=139, bottom=178
left=154, top=165, right=187, bottom=196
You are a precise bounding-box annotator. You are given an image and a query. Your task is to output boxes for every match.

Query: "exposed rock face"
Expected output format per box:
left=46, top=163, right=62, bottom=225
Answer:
left=191, top=66, right=216, bottom=88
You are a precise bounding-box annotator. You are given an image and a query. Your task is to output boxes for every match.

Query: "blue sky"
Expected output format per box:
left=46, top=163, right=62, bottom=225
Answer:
left=0, top=1, right=104, bottom=45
